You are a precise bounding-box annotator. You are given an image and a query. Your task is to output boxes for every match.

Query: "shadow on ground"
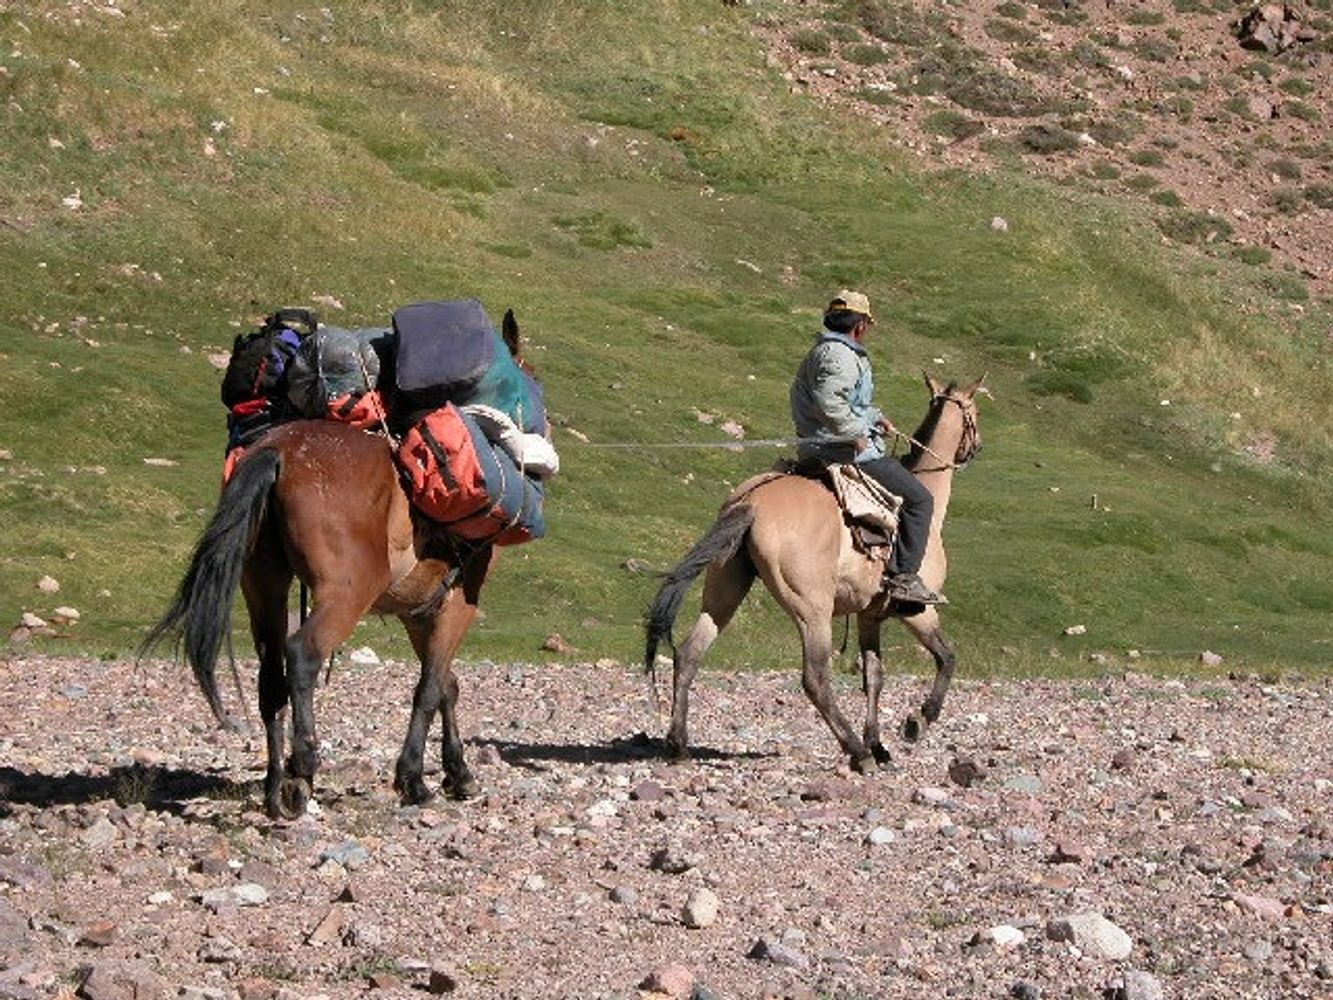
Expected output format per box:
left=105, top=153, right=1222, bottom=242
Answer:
left=0, top=764, right=255, bottom=816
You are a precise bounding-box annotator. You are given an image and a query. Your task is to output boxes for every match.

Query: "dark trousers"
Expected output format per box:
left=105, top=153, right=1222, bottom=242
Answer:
left=857, top=456, right=934, bottom=575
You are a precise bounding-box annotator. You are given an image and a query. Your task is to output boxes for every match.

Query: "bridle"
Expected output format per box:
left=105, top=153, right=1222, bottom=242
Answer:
left=903, top=392, right=981, bottom=473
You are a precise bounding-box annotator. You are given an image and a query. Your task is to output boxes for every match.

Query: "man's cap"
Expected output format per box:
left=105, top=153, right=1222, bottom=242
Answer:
left=828, top=289, right=873, bottom=319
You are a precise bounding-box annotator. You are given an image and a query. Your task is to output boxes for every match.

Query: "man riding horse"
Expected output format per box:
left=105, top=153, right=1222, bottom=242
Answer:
left=789, top=290, right=946, bottom=607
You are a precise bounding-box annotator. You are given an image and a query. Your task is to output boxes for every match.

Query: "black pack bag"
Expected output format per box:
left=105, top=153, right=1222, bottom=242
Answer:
left=220, top=308, right=319, bottom=409
left=391, top=299, right=496, bottom=426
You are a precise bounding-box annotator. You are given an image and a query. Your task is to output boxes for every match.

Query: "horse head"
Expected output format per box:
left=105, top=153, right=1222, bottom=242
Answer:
left=920, top=373, right=988, bottom=470
left=501, top=308, right=536, bottom=375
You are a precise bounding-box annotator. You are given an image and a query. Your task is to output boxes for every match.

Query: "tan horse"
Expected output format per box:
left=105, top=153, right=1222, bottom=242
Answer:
left=645, top=375, right=985, bottom=772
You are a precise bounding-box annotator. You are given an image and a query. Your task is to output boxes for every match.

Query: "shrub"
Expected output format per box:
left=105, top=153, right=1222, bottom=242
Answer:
left=1264, top=271, right=1309, bottom=301
left=1173, top=0, right=1208, bottom=10
left=791, top=29, right=833, bottom=55
left=1018, top=124, right=1081, bottom=154
left=1071, top=41, right=1108, bottom=67
left=1090, top=161, right=1121, bottom=180
left=856, top=86, right=898, bottom=106
left=1304, top=184, right=1333, bottom=209
left=923, top=110, right=984, bottom=141
left=996, top=1, right=1026, bottom=18
left=985, top=18, right=1037, bottom=43
left=1157, top=210, right=1233, bottom=244
left=1124, top=173, right=1161, bottom=191
left=1245, top=60, right=1276, bottom=80
left=1151, top=189, right=1183, bottom=207
left=824, top=22, right=862, bottom=42
left=1279, top=76, right=1314, bottom=97
left=1125, top=10, right=1166, bottom=24
left=1163, top=96, right=1194, bottom=118
left=1223, top=96, right=1254, bottom=119
left=1271, top=188, right=1303, bottom=214
left=848, top=0, right=937, bottom=45
left=844, top=43, right=888, bottom=65
left=1286, top=101, right=1322, bottom=123
left=1014, top=46, right=1061, bottom=74
left=1269, top=158, right=1302, bottom=180
left=1133, top=38, right=1176, bottom=62
left=1152, top=135, right=1180, bottom=149
left=1234, top=246, right=1272, bottom=265
left=1085, top=119, right=1136, bottom=146
left=1129, top=149, right=1166, bottom=167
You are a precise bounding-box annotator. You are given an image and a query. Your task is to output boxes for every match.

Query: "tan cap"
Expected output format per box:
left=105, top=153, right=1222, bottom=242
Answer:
left=829, top=289, right=872, bottom=318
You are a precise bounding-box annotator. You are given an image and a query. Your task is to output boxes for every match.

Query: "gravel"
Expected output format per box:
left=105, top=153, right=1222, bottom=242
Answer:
left=0, top=655, right=1330, bottom=997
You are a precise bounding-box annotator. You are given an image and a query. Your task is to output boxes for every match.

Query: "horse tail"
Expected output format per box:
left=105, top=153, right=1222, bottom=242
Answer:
left=644, top=502, right=756, bottom=671
left=140, top=448, right=281, bottom=726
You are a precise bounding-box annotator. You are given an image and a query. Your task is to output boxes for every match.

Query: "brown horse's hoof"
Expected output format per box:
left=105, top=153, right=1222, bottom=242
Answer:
left=447, top=775, right=480, bottom=800
left=394, top=776, right=435, bottom=806
left=901, top=713, right=926, bottom=743
left=277, top=777, right=312, bottom=820
left=851, top=754, right=877, bottom=775
left=870, top=742, right=893, bottom=765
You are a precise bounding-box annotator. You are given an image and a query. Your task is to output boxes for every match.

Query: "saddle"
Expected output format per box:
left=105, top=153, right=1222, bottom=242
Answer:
left=776, top=458, right=903, bottom=552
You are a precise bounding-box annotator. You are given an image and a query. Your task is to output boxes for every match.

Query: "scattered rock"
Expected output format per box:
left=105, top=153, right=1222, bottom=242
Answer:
left=947, top=756, right=984, bottom=787
left=541, top=633, right=574, bottom=654
left=682, top=888, right=719, bottom=929
left=747, top=936, right=810, bottom=970
left=427, top=966, right=459, bottom=994
left=1104, top=969, right=1165, bottom=1000
left=36, top=576, right=59, bottom=594
left=305, top=905, right=345, bottom=947
left=1063, top=624, right=1087, bottom=636
left=649, top=844, right=698, bottom=875
left=319, top=840, right=370, bottom=870
left=347, top=646, right=379, bottom=665
left=1047, top=912, right=1133, bottom=960
left=1232, top=892, right=1285, bottom=921
left=639, top=963, right=695, bottom=999
left=1199, top=650, right=1224, bottom=667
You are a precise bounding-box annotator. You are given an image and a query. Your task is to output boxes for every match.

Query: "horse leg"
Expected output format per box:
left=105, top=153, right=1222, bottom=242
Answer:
left=900, top=613, right=957, bottom=743
left=667, top=555, right=753, bottom=762
left=394, top=563, right=488, bottom=803
left=280, top=587, right=370, bottom=818
left=242, top=561, right=293, bottom=819
left=796, top=614, right=875, bottom=774
left=857, top=613, right=891, bottom=765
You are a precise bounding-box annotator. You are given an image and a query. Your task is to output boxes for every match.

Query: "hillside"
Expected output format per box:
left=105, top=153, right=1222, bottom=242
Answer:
left=1, top=0, right=1331, bottom=674
left=759, top=0, right=1333, bottom=296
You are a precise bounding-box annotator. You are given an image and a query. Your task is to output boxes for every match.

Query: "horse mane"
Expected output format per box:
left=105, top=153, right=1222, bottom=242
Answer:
left=900, top=382, right=955, bottom=472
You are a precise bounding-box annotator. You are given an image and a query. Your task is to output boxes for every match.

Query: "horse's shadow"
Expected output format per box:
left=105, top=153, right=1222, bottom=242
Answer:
left=476, top=732, right=774, bottom=771
left=0, top=735, right=774, bottom=815
left=0, top=764, right=254, bottom=817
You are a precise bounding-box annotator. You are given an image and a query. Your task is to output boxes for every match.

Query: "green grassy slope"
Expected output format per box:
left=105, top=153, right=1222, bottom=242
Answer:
left=2, top=0, right=1330, bottom=675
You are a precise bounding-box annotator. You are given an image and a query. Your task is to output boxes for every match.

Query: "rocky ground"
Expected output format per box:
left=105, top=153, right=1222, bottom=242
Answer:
left=0, top=654, right=1331, bottom=999
left=757, top=0, right=1333, bottom=300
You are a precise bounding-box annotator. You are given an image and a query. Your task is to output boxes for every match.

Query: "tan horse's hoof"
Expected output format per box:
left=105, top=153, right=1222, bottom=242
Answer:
left=851, top=754, right=877, bottom=775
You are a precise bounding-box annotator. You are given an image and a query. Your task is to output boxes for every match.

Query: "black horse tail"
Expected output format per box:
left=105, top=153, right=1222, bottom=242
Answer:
left=140, top=449, right=281, bottom=726
left=644, top=503, right=756, bottom=672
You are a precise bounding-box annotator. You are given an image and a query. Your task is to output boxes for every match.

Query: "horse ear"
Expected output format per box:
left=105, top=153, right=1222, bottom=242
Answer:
left=501, top=308, right=521, bottom=359
left=964, top=373, right=992, bottom=400
left=923, top=370, right=946, bottom=397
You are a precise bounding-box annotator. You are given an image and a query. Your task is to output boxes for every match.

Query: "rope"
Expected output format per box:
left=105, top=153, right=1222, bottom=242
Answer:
left=566, top=429, right=956, bottom=467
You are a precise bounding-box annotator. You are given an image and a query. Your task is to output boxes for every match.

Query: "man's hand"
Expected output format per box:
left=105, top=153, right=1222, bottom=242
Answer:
left=875, top=417, right=897, bottom=437
left=854, top=437, right=871, bottom=454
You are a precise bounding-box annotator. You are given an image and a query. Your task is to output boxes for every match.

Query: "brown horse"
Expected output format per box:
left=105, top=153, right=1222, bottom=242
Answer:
left=145, top=312, right=533, bottom=819
left=645, top=375, right=985, bottom=772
